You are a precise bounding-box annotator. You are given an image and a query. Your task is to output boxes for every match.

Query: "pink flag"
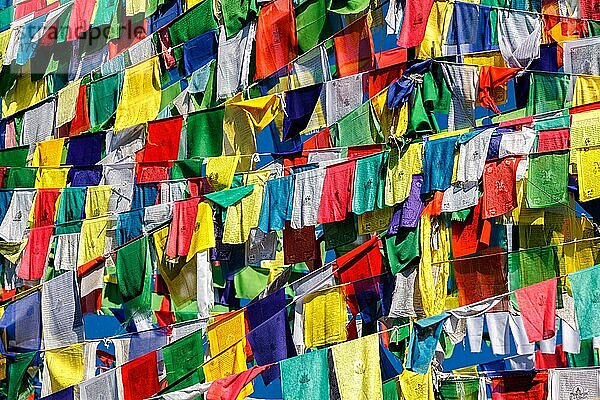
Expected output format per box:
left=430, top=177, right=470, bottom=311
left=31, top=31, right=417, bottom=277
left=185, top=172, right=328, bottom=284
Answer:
left=514, top=278, right=557, bottom=343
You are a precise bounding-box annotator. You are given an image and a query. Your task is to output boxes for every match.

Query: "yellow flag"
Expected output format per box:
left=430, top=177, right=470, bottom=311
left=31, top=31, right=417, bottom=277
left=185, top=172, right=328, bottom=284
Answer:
left=203, top=310, right=252, bottom=398
left=35, top=168, right=69, bottom=189
left=32, top=138, right=65, bottom=167
left=78, top=217, right=109, bottom=265
left=0, top=29, right=12, bottom=65
left=206, top=155, right=240, bottom=191
left=114, top=57, right=162, bottom=131
left=232, top=95, right=282, bottom=131
left=416, top=1, right=453, bottom=59
left=385, top=143, right=423, bottom=207
left=223, top=170, right=270, bottom=244
left=56, top=80, right=82, bottom=127
left=2, top=72, right=48, bottom=117
left=222, top=94, right=261, bottom=171
left=419, top=213, right=451, bottom=317
left=303, top=287, right=348, bottom=349
left=331, top=334, right=383, bottom=400
left=399, top=368, right=435, bottom=400
left=187, top=202, right=216, bottom=261
left=573, top=76, right=600, bottom=107
left=463, top=51, right=507, bottom=67
left=152, top=226, right=169, bottom=266
left=126, top=0, right=146, bottom=16
left=84, top=185, right=112, bottom=218
left=45, top=343, right=85, bottom=393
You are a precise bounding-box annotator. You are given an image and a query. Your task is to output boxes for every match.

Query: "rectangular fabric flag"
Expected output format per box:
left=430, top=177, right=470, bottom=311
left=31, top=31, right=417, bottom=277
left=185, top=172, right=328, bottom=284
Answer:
left=114, top=57, right=162, bottom=131
left=0, top=292, right=41, bottom=353
left=44, top=344, right=85, bottom=394
left=204, top=311, right=250, bottom=384
left=280, top=348, right=329, bottom=400
left=569, top=264, right=600, bottom=340
left=331, top=334, right=383, bottom=400
left=78, top=369, right=118, bottom=400
left=254, top=0, right=297, bottom=79
left=163, top=330, right=204, bottom=384
left=116, top=236, right=149, bottom=302
left=303, top=286, right=347, bottom=349
left=41, top=271, right=84, bottom=348
left=406, top=313, right=450, bottom=374
left=514, top=278, right=557, bottom=343
left=333, top=16, right=375, bottom=77
left=120, top=351, right=161, bottom=400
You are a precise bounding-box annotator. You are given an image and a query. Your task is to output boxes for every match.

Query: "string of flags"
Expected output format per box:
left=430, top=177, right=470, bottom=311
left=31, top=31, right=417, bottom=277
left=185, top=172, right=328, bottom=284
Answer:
left=4, top=0, right=600, bottom=397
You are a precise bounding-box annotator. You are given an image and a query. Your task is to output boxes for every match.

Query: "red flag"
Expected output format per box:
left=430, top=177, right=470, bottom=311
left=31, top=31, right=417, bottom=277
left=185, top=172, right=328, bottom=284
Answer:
left=397, top=0, right=434, bottom=48
left=317, top=160, right=356, bottom=224
left=478, top=66, right=520, bottom=113
left=335, top=236, right=383, bottom=316
left=18, top=225, right=54, bottom=280
left=254, top=0, right=297, bottom=79
left=69, top=85, right=91, bottom=136
left=143, top=116, right=183, bottom=163
left=334, top=16, right=375, bottom=77
left=206, top=364, right=273, bottom=400
left=33, top=188, right=60, bottom=227
left=121, top=351, right=161, bottom=400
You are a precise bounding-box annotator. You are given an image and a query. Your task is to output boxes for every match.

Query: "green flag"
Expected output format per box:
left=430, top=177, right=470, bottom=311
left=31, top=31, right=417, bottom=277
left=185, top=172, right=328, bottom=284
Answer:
left=186, top=107, right=224, bottom=158
left=162, top=330, right=205, bottom=384
left=526, top=152, right=568, bottom=208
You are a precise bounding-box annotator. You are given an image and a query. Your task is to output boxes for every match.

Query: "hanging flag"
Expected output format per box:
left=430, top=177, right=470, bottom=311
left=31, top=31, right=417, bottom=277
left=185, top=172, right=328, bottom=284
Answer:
left=406, top=312, right=450, bottom=374
left=514, top=278, right=557, bottom=343
left=331, top=334, right=383, bottom=400
left=254, top=0, right=297, bottom=79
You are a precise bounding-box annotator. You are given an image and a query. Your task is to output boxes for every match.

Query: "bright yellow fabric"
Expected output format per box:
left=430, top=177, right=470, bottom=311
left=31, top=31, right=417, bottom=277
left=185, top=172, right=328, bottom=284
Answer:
left=77, top=217, right=109, bottom=266
left=152, top=226, right=169, bottom=266
left=385, top=143, right=422, bottom=206
left=577, top=147, right=600, bottom=202
left=187, top=202, right=216, bottom=261
left=331, top=334, right=383, bottom=400
left=0, top=354, right=5, bottom=381
left=35, top=168, right=69, bottom=189
left=223, top=171, right=270, bottom=244
left=2, top=72, right=48, bottom=117
left=204, top=311, right=252, bottom=399
left=416, top=1, right=453, bottom=59
left=303, top=287, right=348, bottom=349
left=56, top=79, right=82, bottom=127
left=419, top=213, right=450, bottom=317
left=232, top=95, right=282, bottom=130
left=205, top=155, right=240, bottom=191
left=398, top=368, right=435, bottom=400
left=32, top=138, right=65, bottom=167
left=463, top=51, right=507, bottom=67
left=0, top=29, right=12, bottom=65
left=45, top=343, right=85, bottom=393
left=84, top=185, right=112, bottom=218
left=570, top=110, right=600, bottom=168
left=222, top=95, right=258, bottom=171
left=573, top=76, right=600, bottom=107
left=114, top=57, right=161, bottom=131
left=564, top=216, right=600, bottom=276
left=126, top=0, right=146, bottom=15
left=371, top=90, right=406, bottom=141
